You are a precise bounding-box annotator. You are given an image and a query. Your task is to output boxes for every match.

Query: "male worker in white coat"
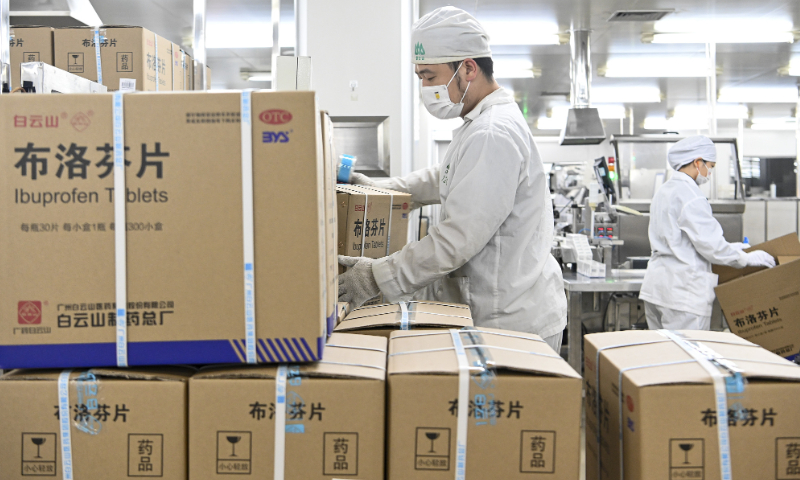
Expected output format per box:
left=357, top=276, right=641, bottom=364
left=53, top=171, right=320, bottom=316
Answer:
left=640, top=135, right=775, bottom=330
left=338, top=6, right=568, bottom=351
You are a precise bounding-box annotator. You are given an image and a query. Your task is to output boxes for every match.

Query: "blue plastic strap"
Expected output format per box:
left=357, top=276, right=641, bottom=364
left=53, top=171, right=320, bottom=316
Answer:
left=274, top=365, right=288, bottom=480
left=449, top=330, right=469, bottom=480
left=58, top=370, right=74, bottom=480
left=240, top=90, right=257, bottom=364
left=112, top=91, right=128, bottom=367
left=93, top=28, right=103, bottom=85
left=399, top=301, right=409, bottom=330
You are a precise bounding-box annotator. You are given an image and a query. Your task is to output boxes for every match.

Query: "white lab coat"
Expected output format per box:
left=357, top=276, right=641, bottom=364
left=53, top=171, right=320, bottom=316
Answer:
left=372, top=88, right=567, bottom=338
left=639, top=172, right=748, bottom=317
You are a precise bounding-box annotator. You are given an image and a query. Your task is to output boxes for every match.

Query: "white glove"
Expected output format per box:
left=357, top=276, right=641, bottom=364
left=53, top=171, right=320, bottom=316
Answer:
left=350, top=172, right=376, bottom=187
left=338, top=255, right=381, bottom=309
left=730, top=242, right=750, bottom=251
left=745, top=250, right=776, bottom=268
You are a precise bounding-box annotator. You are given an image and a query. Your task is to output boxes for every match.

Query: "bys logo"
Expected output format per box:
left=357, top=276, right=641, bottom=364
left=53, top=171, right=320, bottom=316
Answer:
left=18, top=301, right=42, bottom=325
left=262, top=131, right=291, bottom=143
left=259, top=109, right=293, bottom=125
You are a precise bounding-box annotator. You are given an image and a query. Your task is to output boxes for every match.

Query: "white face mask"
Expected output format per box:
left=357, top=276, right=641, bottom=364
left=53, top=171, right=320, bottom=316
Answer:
left=420, top=62, right=471, bottom=119
left=695, top=160, right=710, bottom=186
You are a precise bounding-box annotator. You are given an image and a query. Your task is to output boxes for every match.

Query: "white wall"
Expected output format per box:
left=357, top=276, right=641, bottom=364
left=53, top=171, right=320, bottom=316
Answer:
left=304, top=0, right=413, bottom=177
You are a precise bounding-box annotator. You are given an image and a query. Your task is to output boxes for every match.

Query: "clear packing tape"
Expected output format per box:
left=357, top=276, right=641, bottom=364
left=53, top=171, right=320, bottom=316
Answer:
left=594, top=330, right=795, bottom=480
left=389, top=328, right=560, bottom=480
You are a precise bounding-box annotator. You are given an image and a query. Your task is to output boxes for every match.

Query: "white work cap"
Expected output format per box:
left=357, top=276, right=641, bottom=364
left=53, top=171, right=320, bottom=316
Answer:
left=412, top=6, right=492, bottom=65
left=667, top=135, right=717, bottom=170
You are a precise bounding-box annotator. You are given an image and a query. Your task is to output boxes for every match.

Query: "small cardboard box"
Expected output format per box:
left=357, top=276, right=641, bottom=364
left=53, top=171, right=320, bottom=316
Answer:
left=336, top=301, right=473, bottom=337
left=713, top=234, right=800, bottom=360
left=54, top=26, right=173, bottom=91
left=9, top=26, right=54, bottom=90
left=0, top=366, right=192, bottom=480
left=171, top=43, right=185, bottom=91
left=336, top=184, right=411, bottom=262
left=189, top=333, right=387, bottom=480
left=1, top=91, right=327, bottom=368
left=387, top=327, right=582, bottom=479
left=584, top=330, right=800, bottom=480
left=336, top=302, right=350, bottom=326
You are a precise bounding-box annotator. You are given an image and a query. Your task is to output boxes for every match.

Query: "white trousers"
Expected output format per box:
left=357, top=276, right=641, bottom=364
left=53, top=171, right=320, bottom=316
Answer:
left=542, top=331, right=563, bottom=354
left=644, top=301, right=711, bottom=331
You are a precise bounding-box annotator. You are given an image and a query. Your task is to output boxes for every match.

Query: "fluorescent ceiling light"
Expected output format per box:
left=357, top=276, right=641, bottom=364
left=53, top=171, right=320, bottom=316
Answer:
left=206, top=21, right=296, bottom=48
left=647, top=31, right=794, bottom=44
left=493, top=59, right=540, bottom=79
left=481, top=21, right=564, bottom=45
left=673, top=104, right=748, bottom=120
left=599, top=57, right=711, bottom=77
left=643, top=116, right=709, bottom=130
left=592, top=86, right=661, bottom=103
left=778, top=62, right=800, bottom=76
left=750, top=118, right=797, bottom=130
left=718, top=87, right=798, bottom=104
left=536, top=117, right=563, bottom=130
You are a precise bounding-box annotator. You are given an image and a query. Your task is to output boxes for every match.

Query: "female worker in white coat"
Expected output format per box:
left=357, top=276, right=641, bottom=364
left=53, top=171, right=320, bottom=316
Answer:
left=639, top=135, right=775, bottom=330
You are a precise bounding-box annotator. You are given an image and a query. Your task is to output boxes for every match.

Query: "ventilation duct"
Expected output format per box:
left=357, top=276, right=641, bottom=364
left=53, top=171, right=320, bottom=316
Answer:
left=10, top=0, right=101, bottom=28
left=560, top=29, right=605, bottom=145
left=607, top=10, right=673, bottom=22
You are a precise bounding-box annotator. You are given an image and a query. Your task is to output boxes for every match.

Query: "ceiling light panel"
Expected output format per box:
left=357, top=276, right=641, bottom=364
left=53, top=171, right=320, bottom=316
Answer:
left=718, top=87, right=799, bottom=104
left=481, top=21, right=563, bottom=45
left=592, top=86, right=661, bottom=103
left=600, top=57, right=710, bottom=77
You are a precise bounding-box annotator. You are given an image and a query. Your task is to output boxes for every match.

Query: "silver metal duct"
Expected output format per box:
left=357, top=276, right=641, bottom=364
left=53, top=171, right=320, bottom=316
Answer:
left=9, top=0, right=101, bottom=27
left=1, top=0, right=9, bottom=92
left=560, top=29, right=606, bottom=145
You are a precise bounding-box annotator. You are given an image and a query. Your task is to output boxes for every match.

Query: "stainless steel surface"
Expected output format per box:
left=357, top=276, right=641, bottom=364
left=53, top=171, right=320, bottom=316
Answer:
left=10, top=0, right=100, bottom=27
left=330, top=116, right=391, bottom=177
left=563, top=271, right=643, bottom=292
left=619, top=199, right=746, bottom=214
left=560, top=107, right=606, bottom=145
left=271, top=0, right=280, bottom=81
left=569, top=29, right=591, bottom=109
left=192, top=0, right=206, bottom=90
left=20, top=62, right=107, bottom=93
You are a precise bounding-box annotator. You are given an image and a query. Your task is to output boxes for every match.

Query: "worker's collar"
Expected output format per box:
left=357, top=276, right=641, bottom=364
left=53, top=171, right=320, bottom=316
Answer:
left=463, top=87, right=514, bottom=122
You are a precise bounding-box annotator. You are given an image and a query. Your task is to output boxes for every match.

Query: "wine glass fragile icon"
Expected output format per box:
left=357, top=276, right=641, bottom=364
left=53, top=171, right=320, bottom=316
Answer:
left=226, top=436, right=242, bottom=457
left=679, top=443, right=694, bottom=464
left=31, top=438, right=46, bottom=459
left=425, top=432, right=440, bottom=453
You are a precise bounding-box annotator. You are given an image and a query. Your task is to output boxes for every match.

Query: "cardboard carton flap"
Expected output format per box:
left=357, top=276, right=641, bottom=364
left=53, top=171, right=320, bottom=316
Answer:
left=1, top=366, right=194, bottom=382
left=388, top=328, right=580, bottom=379
left=714, top=233, right=800, bottom=284
left=338, top=302, right=472, bottom=331
left=194, top=333, right=386, bottom=381
left=586, top=331, right=800, bottom=388
left=347, top=301, right=470, bottom=320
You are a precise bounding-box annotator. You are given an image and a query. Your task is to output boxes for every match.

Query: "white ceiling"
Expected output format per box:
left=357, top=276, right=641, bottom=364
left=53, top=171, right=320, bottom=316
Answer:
left=84, top=0, right=800, bottom=132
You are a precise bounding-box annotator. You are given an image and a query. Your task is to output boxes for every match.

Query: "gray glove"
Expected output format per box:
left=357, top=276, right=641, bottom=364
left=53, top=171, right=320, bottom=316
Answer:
left=338, top=255, right=381, bottom=309
left=350, top=172, right=376, bottom=187
left=745, top=250, right=776, bottom=268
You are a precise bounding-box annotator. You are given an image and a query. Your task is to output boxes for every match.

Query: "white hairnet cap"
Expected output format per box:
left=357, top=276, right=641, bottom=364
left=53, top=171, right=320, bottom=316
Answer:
left=412, top=6, right=492, bottom=65
left=668, top=135, right=717, bottom=170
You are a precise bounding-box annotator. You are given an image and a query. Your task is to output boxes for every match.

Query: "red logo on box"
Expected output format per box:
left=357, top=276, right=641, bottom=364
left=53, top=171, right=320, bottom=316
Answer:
left=70, top=112, right=91, bottom=132
left=402, top=202, right=409, bottom=210
left=18, top=301, right=42, bottom=324
left=626, top=395, right=634, bottom=412
left=259, top=109, right=292, bottom=125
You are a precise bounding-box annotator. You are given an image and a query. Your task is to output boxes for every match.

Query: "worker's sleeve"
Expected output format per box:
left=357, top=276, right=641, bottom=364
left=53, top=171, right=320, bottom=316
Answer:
left=372, top=127, right=521, bottom=300
left=373, top=165, right=441, bottom=208
left=678, top=197, right=748, bottom=268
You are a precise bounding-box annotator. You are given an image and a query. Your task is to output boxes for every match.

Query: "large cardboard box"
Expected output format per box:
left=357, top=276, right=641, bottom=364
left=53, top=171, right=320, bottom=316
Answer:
left=189, top=333, right=387, bottom=480
left=713, top=234, right=800, bottom=361
left=9, top=26, right=54, bottom=90
left=337, top=184, right=411, bottom=261
left=54, top=26, right=172, bottom=91
left=320, top=112, right=338, bottom=334
left=387, top=327, right=582, bottom=479
left=0, top=91, right=327, bottom=368
left=0, top=366, right=192, bottom=479
left=584, top=330, right=800, bottom=480
left=336, top=301, right=472, bottom=337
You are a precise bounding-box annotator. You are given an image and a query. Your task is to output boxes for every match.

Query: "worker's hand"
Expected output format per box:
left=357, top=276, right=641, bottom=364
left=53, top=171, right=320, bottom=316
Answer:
left=350, top=172, right=376, bottom=187
left=730, top=242, right=750, bottom=251
left=745, top=250, right=776, bottom=268
left=338, top=255, right=381, bottom=309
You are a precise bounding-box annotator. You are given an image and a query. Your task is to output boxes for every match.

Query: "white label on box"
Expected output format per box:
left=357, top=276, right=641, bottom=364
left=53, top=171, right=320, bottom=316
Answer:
left=119, top=78, right=136, bottom=92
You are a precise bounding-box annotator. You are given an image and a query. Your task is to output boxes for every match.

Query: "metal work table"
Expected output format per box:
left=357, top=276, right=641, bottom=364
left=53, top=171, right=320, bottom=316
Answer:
left=563, top=272, right=643, bottom=372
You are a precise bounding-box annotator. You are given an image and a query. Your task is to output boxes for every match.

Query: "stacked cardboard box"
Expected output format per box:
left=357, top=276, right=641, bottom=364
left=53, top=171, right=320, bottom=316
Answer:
left=337, top=184, right=411, bottom=263
left=335, top=301, right=473, bottom=337
left=1, top=91, right=329, bottom=368
left=584, top=330, right=800, bottom=480
left=713, top=233, right=800, bottom=361
left=189, top=333, right=387, bottom=479
left=0, top=366, right=193, bottom=479
left=387, top=327, right=583, bottom=479
left=9, top=26, right=54, bottom=90
left=320, top=112, right=339, bottom=333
